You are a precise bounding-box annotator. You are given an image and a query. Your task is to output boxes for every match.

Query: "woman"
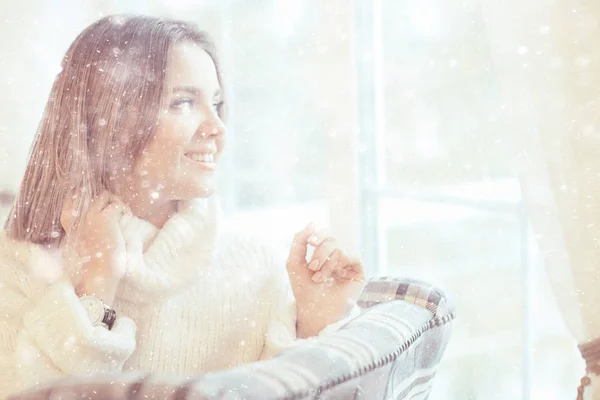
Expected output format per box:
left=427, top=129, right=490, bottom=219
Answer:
left=0, top=15, right=365, bottom=398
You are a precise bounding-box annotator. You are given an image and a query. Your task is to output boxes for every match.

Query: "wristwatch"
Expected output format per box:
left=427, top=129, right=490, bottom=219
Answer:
left=79, top=296, right=117, bottom=330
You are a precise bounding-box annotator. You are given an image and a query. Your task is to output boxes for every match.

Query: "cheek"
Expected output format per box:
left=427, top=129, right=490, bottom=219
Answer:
left=155, top=115, right=199, bottom=151
left=136, top=140, right=184, bottom=183
left=153, top=121, right=188, bottom=155
left=216, top=136, right=226, bottom=157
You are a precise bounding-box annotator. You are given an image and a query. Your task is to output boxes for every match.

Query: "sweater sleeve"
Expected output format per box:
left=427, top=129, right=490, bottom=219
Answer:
left=259, top=246, right=362, bottom=360
left=2, top=280, right=136, bottom=397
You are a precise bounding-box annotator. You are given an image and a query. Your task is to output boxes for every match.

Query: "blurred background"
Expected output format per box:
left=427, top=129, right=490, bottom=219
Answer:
left=0, top=0, right=592, bottom=398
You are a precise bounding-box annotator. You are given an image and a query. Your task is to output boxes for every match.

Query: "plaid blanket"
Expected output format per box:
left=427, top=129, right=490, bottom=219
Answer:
left=11, top=277, right=455, bottom=400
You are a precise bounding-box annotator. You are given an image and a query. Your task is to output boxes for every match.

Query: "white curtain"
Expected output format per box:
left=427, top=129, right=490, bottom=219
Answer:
left=483, top=0, right=600, bottom=397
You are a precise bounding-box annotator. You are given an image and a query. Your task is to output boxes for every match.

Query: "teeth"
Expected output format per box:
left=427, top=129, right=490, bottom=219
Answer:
left=187, top=153, right=214, bottom=163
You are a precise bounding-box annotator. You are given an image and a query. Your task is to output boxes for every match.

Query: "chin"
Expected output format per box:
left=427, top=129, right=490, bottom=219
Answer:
left=185, top=182, right=215, bottom=199
left=172, top=176, right=216, bottom=199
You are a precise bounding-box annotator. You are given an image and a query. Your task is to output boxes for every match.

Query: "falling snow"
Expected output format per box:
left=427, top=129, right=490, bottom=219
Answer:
left=0, top=3, right=597, bottom=400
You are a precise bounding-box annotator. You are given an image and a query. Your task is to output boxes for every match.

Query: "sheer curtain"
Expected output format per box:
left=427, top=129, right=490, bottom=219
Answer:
left=488, top=0, right=600, bottom=396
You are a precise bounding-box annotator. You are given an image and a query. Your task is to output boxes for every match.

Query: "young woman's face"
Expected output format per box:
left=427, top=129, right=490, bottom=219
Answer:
left=132, top=42, right=225, bottom=202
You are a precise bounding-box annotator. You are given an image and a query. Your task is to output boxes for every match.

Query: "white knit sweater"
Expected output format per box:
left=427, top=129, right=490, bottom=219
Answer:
left=0, top=196, right=355, bottom=398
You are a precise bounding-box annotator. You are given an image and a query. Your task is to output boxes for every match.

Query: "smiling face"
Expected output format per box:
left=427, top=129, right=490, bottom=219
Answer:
left=6, top=15, right=229, bottom=241
left=129, top=42, right=225, bottom=204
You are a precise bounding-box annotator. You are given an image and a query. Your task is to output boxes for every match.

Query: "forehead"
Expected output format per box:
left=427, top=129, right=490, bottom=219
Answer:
left=164, top=42, right=220, bottom=91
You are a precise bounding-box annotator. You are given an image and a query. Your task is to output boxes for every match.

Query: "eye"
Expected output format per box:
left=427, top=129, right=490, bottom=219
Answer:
left=170, top=98, right=195, bottom=111
left=213, top=101, right=224, bottom=113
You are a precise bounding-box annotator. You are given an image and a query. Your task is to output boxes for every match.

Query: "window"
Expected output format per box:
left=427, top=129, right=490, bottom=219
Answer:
left=360, top=1, right=582, bottom=398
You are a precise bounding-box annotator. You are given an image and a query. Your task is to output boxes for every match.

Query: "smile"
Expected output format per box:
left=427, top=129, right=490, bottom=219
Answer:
left=184, top=152, right=217, bottom=171
left=185, top=152, right=214, bottom=163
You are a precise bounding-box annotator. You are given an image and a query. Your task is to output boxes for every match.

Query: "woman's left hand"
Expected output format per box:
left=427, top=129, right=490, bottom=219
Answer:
left=286, top=222, right=366, bottom=339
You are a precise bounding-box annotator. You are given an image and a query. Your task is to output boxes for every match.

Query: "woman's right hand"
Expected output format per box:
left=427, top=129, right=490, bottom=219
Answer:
left=60, top=190, right=129, bottom=306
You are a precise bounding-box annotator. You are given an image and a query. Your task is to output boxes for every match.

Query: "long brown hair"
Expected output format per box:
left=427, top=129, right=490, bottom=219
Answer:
left=4, top=15, right=224, bottom=244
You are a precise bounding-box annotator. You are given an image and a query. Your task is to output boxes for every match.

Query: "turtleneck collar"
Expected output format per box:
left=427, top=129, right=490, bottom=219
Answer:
left=117, top=195, right=222, bottom=303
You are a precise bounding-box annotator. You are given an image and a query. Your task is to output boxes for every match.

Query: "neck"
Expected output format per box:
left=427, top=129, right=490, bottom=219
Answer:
left=130, top=199, right=179, bottom=229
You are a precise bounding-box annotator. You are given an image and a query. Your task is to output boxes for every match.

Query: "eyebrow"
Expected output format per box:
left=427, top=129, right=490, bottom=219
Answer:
left=172, top=86, right=221, bottom=98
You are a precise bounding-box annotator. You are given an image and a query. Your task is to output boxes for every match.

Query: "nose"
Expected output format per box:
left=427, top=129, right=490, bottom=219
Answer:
left=198, top=116, right=225, bottom=139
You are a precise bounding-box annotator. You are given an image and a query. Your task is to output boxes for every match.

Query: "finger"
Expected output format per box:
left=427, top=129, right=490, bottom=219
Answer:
left=307, top=228, right=329, bottom=247
left=103, top=201, right=127, bottom=218
left=98, top=192, right=129, bottom=216
left=345, top=254, right=366, bottom=278
left=335, top=254, right=366, bottom=283
left=91, top=190, right=111, bottom=212
left=312, top=249, right=339, bottom=283
left=106, top=194, right=126, bottom=211
left=94, top=190, right=111, bottom=205
left=316, top=248, right=343, bottom=282
left=323, top=252, right=366, bottom=283
left=108, top=193, right=126, bottom=206
left=308, top=237, right=337, bottom=272
left=286, top=222, right=316, bottom=271
left=334, top=268, right=365, bottom=283
left=109, top=195, right=133, bottom=217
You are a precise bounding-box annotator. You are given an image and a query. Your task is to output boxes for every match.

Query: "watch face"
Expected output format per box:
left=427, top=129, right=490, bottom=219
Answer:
left=80, top=296, right=104, bottom=325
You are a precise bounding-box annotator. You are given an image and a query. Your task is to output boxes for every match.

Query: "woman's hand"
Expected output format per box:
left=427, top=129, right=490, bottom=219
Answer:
left=60, top=190, right=129, bottom=306
left=286, top=222, right=366, bottom=339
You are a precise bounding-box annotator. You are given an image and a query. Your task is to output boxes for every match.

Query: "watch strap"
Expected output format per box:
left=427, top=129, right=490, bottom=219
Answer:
left=102, top=307, right=117, bottom=330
